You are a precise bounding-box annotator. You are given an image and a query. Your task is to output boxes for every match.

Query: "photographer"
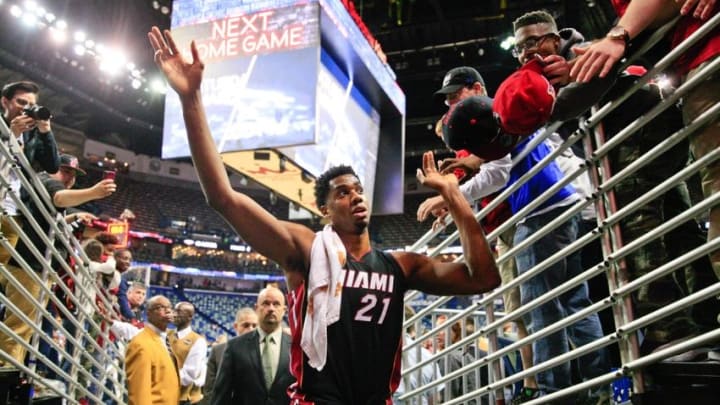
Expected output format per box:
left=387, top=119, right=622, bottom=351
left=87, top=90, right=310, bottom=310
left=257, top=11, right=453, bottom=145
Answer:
left=0, top=81, right=60, bottom=266
left=0, top=154, right=115, bottom=369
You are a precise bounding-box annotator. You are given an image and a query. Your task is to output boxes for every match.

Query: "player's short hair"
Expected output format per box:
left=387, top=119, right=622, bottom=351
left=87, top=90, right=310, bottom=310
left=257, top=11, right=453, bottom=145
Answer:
left=314, top=165, right=359, bottom=207
left=513, top=10, right=558, bottom=33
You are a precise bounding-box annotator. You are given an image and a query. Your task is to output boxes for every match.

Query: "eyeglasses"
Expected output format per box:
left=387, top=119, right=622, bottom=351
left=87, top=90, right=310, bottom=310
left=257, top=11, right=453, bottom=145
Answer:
left=512, top=33, right=559, bottom=58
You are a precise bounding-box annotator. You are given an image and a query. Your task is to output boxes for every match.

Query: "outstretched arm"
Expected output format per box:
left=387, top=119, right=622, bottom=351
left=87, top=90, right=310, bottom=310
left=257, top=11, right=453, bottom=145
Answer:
left=399, top=151, right=500, bottom=295
left=148, top=27, right=313, bottom=287
left=570, top=0, right=681, bottom=82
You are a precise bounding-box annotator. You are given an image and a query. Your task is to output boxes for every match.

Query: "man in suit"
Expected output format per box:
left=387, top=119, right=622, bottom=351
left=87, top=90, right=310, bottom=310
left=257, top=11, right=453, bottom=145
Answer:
left=212, top=287, right=294, bottom=405
left=201, top=307, right=258, bottom=405
left=126, top=295, right=180, bottom=405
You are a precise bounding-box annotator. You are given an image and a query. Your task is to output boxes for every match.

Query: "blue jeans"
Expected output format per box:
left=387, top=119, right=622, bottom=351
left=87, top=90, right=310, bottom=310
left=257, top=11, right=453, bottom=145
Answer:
left=514, top=209, right=608, bottom=393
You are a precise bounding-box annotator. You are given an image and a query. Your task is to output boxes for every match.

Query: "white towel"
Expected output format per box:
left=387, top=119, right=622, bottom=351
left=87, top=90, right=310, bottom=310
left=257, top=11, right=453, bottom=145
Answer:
left=300, top=225, right=346, bottom=370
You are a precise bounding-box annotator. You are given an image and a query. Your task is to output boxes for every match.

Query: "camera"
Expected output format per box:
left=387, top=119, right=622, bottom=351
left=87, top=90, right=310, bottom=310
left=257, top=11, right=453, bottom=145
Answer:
left=23, top=105, right=52, bottom=120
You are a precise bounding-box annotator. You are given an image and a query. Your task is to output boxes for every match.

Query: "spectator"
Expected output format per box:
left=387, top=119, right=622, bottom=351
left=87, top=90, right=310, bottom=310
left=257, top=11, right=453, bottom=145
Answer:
left=569, top=0, right=720, bottom=357
left=429, top=65, right=538, bottom=397
left=434, top=314, right=478, bottom=404
left=395, top=305, right=444, bottom=405
left=419, top=82, right=608, bottom=402
left=0, top=154, right=115, bottom=369
left=0, top=80, right=59, bottom=266
left=169, top=301, right=208, bottom=405
left=125, top=295, right=179, bottom=405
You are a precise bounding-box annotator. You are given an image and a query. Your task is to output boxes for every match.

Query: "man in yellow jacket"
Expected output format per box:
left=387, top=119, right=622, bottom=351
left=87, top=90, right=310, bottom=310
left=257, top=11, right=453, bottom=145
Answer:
left=126, top=295, right=180, bottom=405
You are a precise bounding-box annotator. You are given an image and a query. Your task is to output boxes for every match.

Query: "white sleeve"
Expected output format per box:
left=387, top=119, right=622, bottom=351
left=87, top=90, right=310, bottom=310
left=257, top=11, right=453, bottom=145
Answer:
left=180, top=337, right=208, bottom=387
left=110, top=320, right=141, bottom=341
left=458, top=154, right=512, bottom=202
left=89, top=258, right=116, bottom=275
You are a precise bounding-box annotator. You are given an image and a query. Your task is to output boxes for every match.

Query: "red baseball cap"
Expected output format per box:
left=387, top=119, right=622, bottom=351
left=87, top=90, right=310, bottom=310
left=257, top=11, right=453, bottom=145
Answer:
left=493, top=59, right=556, bottom=136
left=442, top=95, right=519, bottom=161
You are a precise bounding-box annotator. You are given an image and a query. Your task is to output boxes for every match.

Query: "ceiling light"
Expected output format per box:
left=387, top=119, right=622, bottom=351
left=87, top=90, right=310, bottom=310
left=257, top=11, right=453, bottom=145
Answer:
left=55, top=19, right=67, bottom=30
left=73, top=44, right=86, bottom=56
left=150, top=79, right=167, bottom=94
left=21, top=13, right=38, bottom=27
left=49, top=27, right=66, bottom=43
left=500, top=35, right=515, bottom=51
left=74, top=31, right=86, bottom=42
left=10, top=5, right=23, bottom=18
left=23, top=1, right=38, bottom=12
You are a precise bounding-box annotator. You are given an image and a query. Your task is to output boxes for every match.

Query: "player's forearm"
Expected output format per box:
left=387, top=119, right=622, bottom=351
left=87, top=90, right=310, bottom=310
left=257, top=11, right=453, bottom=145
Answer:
left=440, top=184, right=500, bottom=290
left=180, top=91, right=236, bottom=212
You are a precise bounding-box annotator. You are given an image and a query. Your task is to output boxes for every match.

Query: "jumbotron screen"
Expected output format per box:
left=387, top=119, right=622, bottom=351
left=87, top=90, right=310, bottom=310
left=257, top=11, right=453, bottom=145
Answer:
left=162, top=1, right=322, bottom=159
left=279, top=49, right=380, bottom=211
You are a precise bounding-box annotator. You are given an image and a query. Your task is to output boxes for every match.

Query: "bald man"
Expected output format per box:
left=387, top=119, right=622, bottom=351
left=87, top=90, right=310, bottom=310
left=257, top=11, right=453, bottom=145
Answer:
left=212, top=287, right=294, bottom=405
left=126, top=295, right=179, bottom=405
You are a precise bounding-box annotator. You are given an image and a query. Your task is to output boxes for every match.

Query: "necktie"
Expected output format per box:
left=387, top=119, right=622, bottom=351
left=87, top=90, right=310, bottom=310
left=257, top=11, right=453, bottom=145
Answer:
left=165, top=334, right=178, bottom=371
left=262, top=335, right=274, bottom=390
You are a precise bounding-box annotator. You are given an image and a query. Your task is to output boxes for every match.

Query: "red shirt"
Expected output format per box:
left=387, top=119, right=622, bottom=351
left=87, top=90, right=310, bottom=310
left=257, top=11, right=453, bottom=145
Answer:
left=611, top=0, right=720, bottom=75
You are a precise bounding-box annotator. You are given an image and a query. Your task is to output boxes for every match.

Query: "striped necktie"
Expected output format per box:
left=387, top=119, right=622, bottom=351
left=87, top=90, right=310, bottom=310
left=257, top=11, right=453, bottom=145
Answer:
left=165, top=333, right=178, bottom=371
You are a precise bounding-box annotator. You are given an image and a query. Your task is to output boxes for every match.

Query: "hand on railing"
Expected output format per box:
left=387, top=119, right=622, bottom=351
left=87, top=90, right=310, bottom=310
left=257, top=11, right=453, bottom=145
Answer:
left=677, top=0, right=716, bottom=19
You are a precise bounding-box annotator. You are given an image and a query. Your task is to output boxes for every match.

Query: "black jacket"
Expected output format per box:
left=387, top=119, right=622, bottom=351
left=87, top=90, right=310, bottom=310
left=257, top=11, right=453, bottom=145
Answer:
left=212, top=330, right=295, bottom=405
left=22, top=127, right=60, bottom=174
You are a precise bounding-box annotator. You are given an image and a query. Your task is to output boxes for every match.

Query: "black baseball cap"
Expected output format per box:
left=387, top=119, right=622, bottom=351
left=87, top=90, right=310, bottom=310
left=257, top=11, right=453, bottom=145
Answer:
left=59, top=153, right=86, bottom=176
left=442, top=96, right=518, bottom=161
left=434, top=67, right=486, bottom=97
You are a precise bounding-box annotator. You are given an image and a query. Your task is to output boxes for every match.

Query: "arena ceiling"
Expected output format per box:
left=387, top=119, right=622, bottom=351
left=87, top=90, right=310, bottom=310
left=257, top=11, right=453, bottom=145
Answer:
left=0, top=0, right=614, bottom=166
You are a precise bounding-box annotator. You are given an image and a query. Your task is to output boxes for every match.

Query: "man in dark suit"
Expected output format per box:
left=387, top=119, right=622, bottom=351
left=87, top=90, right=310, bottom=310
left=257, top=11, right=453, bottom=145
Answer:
left=212, top=287, right=294, bottom=405
left=201, top=307, right=257, bottom=405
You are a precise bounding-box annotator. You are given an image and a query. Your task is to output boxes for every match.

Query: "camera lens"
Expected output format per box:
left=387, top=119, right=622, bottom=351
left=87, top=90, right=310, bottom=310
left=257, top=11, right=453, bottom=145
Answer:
left=23, top=105, right=52, bottom=120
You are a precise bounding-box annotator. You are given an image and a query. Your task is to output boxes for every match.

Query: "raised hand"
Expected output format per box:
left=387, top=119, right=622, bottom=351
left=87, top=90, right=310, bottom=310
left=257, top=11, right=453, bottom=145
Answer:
left=147, top=26, right=204, bottom=97
left=570, top=38, right=625, bottom=83
left=416, top=151, right=459, bottom=194
left=417, top=195, right=446, bottom=222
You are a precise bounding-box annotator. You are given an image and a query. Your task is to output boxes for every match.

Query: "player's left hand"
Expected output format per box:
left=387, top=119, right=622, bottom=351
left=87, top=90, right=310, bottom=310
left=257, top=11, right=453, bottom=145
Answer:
left=417, top=151, right=458, bottom=194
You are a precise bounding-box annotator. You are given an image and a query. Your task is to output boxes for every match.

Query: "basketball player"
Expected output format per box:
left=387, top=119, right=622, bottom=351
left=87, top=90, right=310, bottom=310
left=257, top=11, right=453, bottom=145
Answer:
left=148, top=27, right=500, bottom=404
